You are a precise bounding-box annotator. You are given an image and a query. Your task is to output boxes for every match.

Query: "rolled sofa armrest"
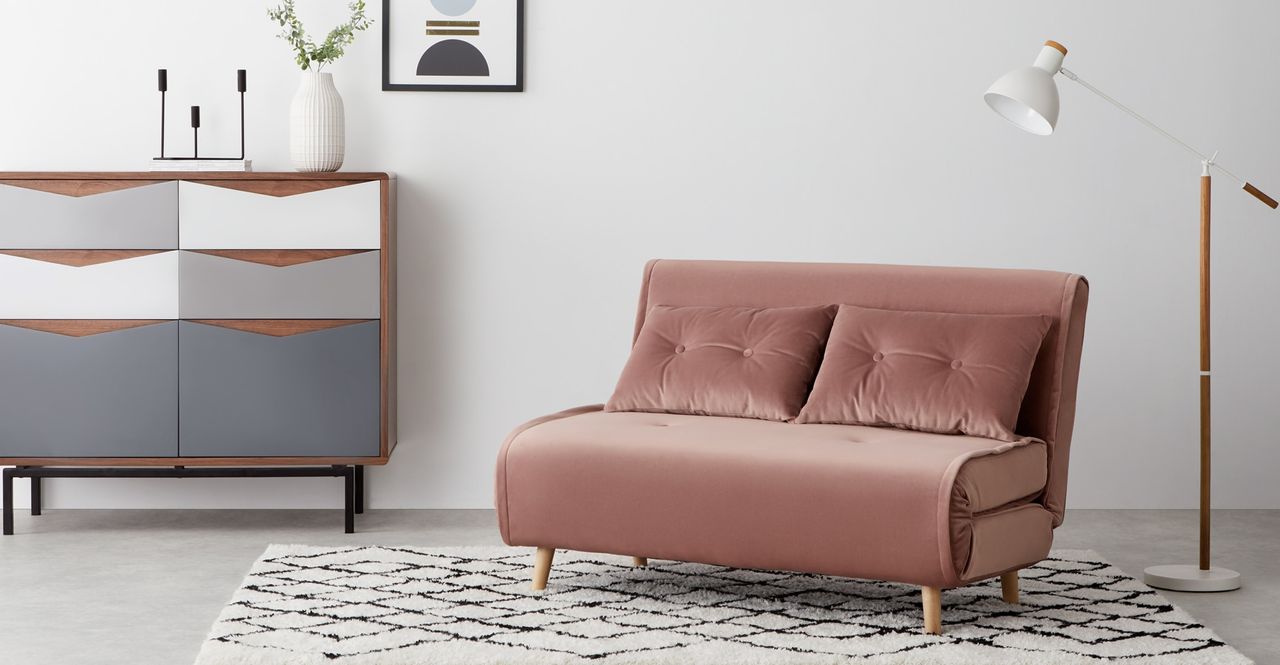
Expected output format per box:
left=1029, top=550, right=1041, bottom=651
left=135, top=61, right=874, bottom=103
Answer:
left=495, top=404, right=605, bottom=543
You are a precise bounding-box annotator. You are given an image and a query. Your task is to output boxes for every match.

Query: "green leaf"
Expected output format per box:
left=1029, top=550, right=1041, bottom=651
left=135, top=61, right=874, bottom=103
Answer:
left=267, top=0, right=372, bottom=69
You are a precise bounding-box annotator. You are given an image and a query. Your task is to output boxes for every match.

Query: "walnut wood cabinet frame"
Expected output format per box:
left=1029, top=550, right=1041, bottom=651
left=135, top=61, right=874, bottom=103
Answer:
left=0, top=172, right=397, bottom=533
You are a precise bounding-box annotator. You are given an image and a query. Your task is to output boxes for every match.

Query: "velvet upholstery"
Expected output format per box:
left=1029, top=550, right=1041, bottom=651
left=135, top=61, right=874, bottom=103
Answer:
left=797, top=305, right=1050, bottom=441
left=496, top=260, right=1088, bottom=592
left=497, top=409, right=1050, bottom=587
left=630, top=260, right=1089, bottom=527
left=606, top=304, right=834, bottom=421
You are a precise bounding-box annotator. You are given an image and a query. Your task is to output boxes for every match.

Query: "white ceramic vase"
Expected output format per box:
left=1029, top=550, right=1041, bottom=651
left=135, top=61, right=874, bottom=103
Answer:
left=289, top=70, right=345, bottom=172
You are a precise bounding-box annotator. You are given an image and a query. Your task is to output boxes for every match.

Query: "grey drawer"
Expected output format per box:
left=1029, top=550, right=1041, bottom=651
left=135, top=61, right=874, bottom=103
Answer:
left=179, top=251, right=380, bottom=319
left=0, top=181, right=177, bottom=249
left=0, top=321, right=178, bottom=457
left=178, top=320, right=380, bottom=457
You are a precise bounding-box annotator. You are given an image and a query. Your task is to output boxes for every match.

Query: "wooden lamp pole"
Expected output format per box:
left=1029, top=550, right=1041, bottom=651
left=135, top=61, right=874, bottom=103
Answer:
left=1200, top=167, right=1211, bottom=574
left=1144, top=149, right=1277, bottom=591
left=1198, top=172, right=1280, bottom=576
left=986, top=40, right=1278, bottom=592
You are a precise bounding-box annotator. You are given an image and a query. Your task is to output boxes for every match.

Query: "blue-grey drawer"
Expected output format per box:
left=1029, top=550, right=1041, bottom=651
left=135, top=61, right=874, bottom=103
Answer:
left=0, top=181, right=177, bottom=249
left=0, top=321, right=178, bottom=457
left=178, top=320, right=380, bottom=457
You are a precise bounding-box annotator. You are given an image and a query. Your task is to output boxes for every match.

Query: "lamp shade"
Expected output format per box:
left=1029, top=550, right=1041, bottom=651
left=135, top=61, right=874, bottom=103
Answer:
left=984, top=41, right=1068, bottom=136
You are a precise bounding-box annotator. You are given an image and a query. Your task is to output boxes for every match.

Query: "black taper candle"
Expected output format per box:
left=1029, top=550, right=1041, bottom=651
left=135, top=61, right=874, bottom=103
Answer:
left=191, top=105, right=200, bottom=157
left=158, top=69, right=168, bottom=158
left=237, top=70, right=247, bottom=160
left=191, top=105, right=200, bottom=158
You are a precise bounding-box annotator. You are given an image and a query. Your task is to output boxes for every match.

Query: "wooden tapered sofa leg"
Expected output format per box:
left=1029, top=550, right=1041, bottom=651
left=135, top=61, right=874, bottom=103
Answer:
left=532, top=547, right=555, bottom=591
left=633, top=557, right=648, bottom=567
left=922, top=586, right=942, bottom=635
left=1001, top=570, right=1020, bottom=604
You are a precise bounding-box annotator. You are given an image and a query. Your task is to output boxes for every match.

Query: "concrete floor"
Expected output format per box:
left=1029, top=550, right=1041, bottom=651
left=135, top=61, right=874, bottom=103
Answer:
left=0, top=509, right=1275, bottom=664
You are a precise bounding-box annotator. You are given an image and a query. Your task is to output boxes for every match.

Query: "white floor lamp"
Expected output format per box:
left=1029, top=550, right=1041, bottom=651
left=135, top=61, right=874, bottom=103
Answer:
left=984, top=40, right=1277, bottom=592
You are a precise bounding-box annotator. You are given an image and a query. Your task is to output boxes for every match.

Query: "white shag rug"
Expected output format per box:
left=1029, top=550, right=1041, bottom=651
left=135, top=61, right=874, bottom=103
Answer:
left=194, top=546, right=1251, bottom=665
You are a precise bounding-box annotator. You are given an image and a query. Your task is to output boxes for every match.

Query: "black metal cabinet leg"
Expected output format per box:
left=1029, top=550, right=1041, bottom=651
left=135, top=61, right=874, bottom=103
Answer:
left=344, top=466, right=355, bottom=534
left=31, top=474, right=41, bottom=516
left=4, top=466, right=358, bottom=536
left=355, top=465, right=364, bottom=514
left=3, top=468, right=14, bottom=535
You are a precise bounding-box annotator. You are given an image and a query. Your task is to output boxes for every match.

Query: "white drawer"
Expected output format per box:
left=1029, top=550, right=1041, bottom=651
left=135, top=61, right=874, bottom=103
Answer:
left=0, top=251, right=178, bottom=318
left=178, top=181, right=381, bottom=249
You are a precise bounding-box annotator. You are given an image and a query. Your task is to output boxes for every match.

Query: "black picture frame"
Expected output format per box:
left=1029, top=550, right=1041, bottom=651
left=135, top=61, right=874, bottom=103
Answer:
left=382, top=0, right=524, bottom=92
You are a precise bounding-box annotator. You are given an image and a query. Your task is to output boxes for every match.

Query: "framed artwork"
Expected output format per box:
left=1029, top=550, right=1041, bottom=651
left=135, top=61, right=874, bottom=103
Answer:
left=382, top=0, right=524, bottom=92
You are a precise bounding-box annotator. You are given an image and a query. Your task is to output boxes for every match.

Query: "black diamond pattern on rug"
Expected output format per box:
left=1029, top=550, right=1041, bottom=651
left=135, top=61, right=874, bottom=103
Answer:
left=194, top=547, right=1252, bottom=664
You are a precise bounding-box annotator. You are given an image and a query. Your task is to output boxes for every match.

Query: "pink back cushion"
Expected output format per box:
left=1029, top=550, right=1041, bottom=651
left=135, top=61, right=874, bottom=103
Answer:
left=606, top=304, right=835, bottom=421
left=632, top=260, right=1088, bottom=525
left=796, top=305, right=1050, bottom=441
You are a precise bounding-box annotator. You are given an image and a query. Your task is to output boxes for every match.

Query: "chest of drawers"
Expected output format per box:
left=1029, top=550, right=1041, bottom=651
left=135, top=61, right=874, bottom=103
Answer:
left=0, top=172, right=397, bottom=533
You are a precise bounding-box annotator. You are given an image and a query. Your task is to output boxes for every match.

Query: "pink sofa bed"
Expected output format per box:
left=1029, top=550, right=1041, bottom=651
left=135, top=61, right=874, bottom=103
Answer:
left=496, top=259, right=1089, bottom=634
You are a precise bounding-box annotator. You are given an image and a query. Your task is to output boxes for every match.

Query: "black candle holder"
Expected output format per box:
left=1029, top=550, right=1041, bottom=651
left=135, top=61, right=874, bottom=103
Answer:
left=155, top=68, right=247, bottom=160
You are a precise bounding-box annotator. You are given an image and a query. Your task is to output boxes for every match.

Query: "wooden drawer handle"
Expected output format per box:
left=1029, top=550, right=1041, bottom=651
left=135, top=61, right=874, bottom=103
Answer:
left=187, top=319, right=370, bottom=337
left=0, top=319, right=167, bottom=336
left=188, top=249, right=371, bottom=267
left=0, top=250, right=165, bottom=267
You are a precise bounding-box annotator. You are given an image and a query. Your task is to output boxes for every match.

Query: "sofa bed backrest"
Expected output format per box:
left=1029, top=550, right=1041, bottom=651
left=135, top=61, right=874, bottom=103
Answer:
left=633, top=259, right=1089, bottom=527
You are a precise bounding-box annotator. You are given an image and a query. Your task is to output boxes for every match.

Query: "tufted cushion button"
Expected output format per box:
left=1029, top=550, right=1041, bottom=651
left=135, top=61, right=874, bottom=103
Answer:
left=674, top=344, right=685, bottom=354
left=951, top=359, right=964, bottom=369
left=742, top=348, right=754, bottom=358
left=872, top=351, right=885, bottom=362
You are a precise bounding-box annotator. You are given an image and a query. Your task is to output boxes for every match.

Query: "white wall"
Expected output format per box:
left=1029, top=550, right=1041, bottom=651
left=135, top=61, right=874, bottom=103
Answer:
left=2, top=1, right=1279, bottom=510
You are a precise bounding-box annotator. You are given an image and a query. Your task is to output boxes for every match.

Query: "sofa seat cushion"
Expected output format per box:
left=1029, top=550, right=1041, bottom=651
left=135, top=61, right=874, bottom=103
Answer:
left=496, top=409, right=1050, bottom=588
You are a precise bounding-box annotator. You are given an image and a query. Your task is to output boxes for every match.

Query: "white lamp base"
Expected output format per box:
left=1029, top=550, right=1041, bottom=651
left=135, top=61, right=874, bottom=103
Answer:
left=1143, top=565, right=1241, bottom=592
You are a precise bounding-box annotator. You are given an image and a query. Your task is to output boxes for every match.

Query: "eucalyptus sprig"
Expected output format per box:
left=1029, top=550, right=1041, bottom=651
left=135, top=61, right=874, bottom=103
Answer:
left=268, top=0, right=372, bottom=71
